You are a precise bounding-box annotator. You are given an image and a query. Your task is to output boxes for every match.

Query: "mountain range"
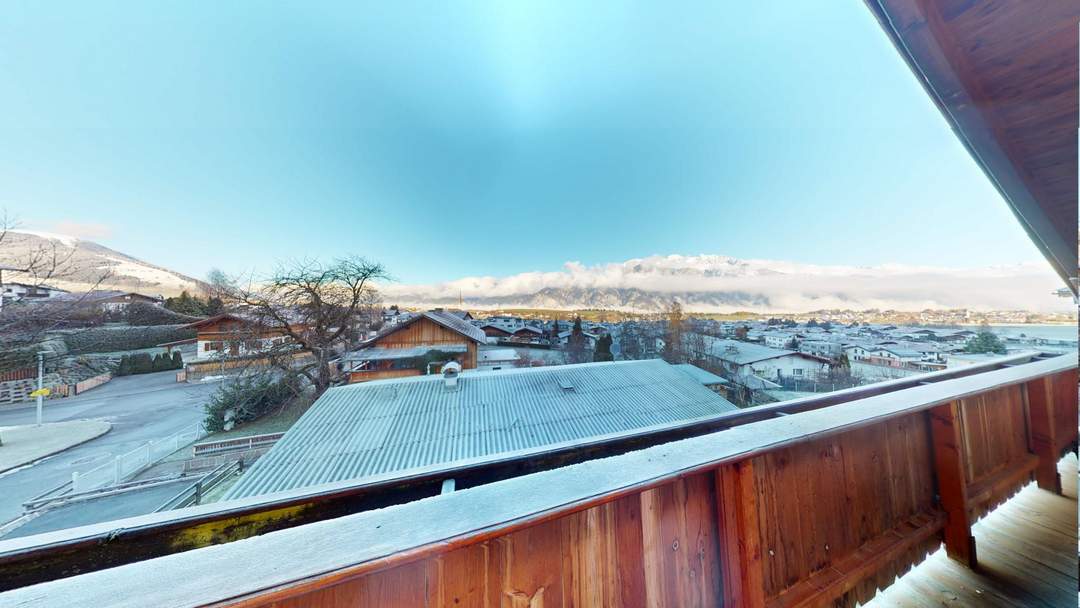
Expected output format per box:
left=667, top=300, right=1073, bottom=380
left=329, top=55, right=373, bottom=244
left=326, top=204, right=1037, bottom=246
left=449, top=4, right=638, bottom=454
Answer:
left=380, top=255, right=1071, bottom=314
left=0, top=231, right=205, bottom=297
left=0, top=233, right=1067, bottom=313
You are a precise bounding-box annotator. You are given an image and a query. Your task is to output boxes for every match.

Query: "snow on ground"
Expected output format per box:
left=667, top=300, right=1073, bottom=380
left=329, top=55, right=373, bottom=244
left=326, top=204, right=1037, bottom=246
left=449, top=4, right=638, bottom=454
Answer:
left=9, top=230, right=79, bottom=247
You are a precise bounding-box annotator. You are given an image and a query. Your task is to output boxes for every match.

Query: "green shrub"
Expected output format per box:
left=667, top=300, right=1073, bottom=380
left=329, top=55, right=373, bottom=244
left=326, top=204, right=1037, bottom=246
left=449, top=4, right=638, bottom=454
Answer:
left=130, top=353, right=154, bottom=374
left=203, top=374, right=302, bottom=432
left=171, top=351, right=184, bottom=370
left=116, top=355, right=132, bottom=376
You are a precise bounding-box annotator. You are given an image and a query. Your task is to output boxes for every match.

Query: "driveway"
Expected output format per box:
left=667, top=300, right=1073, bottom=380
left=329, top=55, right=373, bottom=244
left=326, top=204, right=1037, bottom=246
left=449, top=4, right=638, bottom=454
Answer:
left=0, top=372, right=220, bottom=525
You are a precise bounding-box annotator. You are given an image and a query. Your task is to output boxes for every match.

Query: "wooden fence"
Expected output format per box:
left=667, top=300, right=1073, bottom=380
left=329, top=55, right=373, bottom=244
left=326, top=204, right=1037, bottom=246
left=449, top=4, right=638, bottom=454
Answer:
left=0, top=367, right=35, bottom=382
left=73, top=373, right=111, bottom=394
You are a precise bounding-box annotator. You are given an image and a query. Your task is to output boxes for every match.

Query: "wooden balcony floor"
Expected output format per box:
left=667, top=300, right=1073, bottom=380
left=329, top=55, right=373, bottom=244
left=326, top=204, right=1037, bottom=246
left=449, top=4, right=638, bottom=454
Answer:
left=867, top=454, right=1078, bottom=607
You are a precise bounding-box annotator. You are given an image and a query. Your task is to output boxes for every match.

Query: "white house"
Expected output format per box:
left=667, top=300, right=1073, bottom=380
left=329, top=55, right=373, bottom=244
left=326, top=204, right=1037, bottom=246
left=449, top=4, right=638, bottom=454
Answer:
left=477, top=347, right=520, bottom=371
left=558, top=330, right=598, bottom=349
left=763, top=333, right=796, bottom=349
left=699, top=336, right=828, bottom=382
left=842, top=343, right=874, bottom=362
left=1, top=282, right=68, bottom=304
left=798, top=340, right=843, bottom=360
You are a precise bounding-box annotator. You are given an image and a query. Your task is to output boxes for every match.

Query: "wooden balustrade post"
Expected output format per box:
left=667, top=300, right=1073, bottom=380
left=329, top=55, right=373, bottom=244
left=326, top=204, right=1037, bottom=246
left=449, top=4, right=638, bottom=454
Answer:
left=928, top=401, right=976, bottom=568
left=1024, top=377, right=1061, bottom=494
left=715, top=460, right=765, bottom=607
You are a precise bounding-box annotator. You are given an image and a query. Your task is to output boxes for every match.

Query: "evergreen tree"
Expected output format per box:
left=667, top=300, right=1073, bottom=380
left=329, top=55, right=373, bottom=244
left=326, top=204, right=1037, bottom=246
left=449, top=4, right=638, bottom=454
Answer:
left=116, top=355, right=131, bottom=376
left=965, top=326, right=1007, bottom=355
left=593, top=334, right=614, bottom=362
left=132, top=353, right=153, bottom=374
left=165, top=290, right=210, bottom=316
left=171, top=351, right=184, bottom=369
left=205, top=296, right=224, bottom=316
left=837, top=352, right=851, bottom=370
left=565, top=317, right=589, bottom=363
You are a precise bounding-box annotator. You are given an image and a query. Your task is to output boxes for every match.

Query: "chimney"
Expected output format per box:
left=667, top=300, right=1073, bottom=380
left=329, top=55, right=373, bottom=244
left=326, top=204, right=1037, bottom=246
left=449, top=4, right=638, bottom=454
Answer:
left=442, top=361, right=462, bottom=391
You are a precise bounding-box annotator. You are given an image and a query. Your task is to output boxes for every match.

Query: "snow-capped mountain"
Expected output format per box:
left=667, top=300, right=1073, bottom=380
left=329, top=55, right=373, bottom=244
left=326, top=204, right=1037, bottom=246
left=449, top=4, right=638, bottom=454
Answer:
left=0, top=231, right=206, bottom=297
left=381, top=254, right=1069, bottom=313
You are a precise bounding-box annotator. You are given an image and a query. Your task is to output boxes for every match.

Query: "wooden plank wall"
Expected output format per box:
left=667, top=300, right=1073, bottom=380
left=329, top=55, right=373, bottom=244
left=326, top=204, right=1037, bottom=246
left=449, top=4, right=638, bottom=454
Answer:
left=375, top=318, right=479, bottom=369
left=232, top=369, right=1076, bottom=608
left=263, top=474, right=722, bottom=608
left=749, top=413, right=941, bottom=607
left=347, top=369, right=422, bottom=383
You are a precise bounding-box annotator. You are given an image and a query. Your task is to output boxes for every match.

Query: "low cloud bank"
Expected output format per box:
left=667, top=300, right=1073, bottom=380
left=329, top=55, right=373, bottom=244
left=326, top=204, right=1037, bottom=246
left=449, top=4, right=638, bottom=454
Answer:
left=380, top=254, right=1071, bottom=313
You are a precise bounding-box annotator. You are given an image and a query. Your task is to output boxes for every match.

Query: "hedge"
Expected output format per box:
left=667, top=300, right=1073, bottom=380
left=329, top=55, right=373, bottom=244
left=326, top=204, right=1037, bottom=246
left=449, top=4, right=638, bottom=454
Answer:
left=116, top=351, right=184, bottom=376
left=125, top=302, right=203, bottom=326
left=62, top=325, right=196, bottom=355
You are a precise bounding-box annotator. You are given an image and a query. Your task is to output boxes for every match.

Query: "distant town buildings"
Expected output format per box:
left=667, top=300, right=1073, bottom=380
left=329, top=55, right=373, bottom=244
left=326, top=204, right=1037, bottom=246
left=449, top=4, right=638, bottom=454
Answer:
left=0, top=282, right=68, bottom=304
left=51, top=290, right=163, bottom=313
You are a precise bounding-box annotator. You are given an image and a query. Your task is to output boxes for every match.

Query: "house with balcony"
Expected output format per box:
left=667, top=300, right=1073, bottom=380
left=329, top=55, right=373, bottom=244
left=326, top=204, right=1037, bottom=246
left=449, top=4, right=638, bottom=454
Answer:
left=184, top=312, right=298, bottom=362
left=699, top=335, right=829, bottom=384
left=341, top=309, right=488, bottom=383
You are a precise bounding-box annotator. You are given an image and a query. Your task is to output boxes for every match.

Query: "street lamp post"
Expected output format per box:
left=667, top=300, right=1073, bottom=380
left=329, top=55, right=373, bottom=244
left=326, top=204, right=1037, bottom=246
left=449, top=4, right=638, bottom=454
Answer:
left=36, top=351, right=45, bottom=426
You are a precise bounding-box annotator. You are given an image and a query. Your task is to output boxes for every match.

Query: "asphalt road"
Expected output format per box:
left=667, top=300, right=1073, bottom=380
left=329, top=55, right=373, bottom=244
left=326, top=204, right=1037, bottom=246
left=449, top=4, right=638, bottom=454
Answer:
left=2, top=479, right=195, bottom=540
left=0, top=372, right=220, bottom=525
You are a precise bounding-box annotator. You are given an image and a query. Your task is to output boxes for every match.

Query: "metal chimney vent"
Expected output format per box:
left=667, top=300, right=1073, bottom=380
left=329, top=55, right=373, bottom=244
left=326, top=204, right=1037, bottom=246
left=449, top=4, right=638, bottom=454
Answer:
left=442, top=361, right=462, bottom=391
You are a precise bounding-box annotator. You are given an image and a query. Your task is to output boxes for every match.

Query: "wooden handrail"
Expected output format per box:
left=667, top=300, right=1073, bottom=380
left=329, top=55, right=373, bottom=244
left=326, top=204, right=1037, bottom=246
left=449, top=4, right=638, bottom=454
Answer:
left=0, top=353, right=1054, bottom=589
left=0, top=353, right=1074, bottom=607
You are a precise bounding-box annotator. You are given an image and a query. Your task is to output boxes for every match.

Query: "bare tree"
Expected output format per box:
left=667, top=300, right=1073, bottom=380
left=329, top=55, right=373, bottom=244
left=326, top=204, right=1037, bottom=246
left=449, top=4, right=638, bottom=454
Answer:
left=513, top=347, right=532, bottom=368
left=220, top=256, right=389, bottom=396
left=662, top=300, right=685, bottom=364
left=685, top=330, right=707, bottom=364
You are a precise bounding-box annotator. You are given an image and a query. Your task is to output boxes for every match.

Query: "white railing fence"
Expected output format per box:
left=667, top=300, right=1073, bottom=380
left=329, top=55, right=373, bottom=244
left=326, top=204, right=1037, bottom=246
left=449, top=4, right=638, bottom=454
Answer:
left=72, top=423, right=208, bottom=493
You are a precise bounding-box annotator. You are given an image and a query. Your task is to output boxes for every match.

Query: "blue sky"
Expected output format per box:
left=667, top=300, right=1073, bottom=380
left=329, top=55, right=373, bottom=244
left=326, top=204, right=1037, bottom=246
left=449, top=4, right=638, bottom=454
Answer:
left=0, top=1, right=1048, bottom=284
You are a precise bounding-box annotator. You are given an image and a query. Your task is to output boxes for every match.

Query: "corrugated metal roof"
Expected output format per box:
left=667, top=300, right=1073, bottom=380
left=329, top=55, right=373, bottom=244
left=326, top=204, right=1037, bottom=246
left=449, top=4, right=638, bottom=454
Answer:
left=673, top=363, right=729, bottom=386
left=698, top=335, right=797, bottom=365
left=223, top=359, right=738, bottom=500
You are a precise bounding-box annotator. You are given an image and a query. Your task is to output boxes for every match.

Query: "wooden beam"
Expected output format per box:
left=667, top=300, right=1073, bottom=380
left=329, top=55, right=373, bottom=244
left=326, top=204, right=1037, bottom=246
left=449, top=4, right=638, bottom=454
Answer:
left=965, top=453, right=1038, bottom=513
left=928, top=401, right=977, bottom=567
left=715, top=460, right=765, bottom=608
left=1024, top=378, right=1061, bottom=494
left=767, top=510, right=946, bottom=608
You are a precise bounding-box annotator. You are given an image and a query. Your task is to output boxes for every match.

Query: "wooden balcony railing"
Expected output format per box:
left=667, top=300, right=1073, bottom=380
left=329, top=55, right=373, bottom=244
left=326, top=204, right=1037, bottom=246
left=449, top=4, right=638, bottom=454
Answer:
left=0, top=353, right=1075, bottom=607
left=346, top=368, right=422, bottom=383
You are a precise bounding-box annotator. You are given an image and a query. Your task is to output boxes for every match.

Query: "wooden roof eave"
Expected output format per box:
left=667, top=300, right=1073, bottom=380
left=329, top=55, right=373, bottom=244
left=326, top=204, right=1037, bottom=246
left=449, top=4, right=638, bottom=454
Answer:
left=864, top=0, right=1078, bottom=294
